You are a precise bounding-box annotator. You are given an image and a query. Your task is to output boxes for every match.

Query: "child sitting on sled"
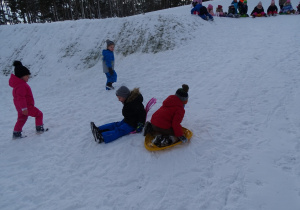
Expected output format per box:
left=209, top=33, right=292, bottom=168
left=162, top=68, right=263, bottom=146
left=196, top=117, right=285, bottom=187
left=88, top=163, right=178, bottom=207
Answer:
left=216, top=5, right=227, bottom=17
left=280, top=0, right=295, bottom=14
left=251, top=1, right=267, bottom=17
left=267, top=0, right=278, bottom=16
left=102, top=39, right=117, bottom=90
left=91, top=86, right=146, bottom=144
left=239, top=0, right=249, bottom=16
left=228, top=0, right=240, bottom=17
left=143, top=84, right=189, bottom=147
left=297, top=2, right=300, bottom=14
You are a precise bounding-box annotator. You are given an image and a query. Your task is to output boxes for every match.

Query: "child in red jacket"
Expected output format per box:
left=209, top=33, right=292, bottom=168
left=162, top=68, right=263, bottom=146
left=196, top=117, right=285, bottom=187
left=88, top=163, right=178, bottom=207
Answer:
left=143, top=84, right=189, bottom=147
left=9, top=61, right=45, bottom=139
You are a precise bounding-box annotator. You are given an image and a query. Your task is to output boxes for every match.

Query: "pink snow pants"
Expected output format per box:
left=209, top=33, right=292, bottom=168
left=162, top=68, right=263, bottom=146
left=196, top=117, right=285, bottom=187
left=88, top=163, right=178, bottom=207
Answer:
left=14, top=106, right=43, bottom=132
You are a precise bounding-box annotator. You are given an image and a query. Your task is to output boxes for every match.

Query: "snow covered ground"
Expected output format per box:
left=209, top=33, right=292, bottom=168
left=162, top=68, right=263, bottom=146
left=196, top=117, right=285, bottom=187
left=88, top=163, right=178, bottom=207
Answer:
left=1, top=0, right=300, bottom=209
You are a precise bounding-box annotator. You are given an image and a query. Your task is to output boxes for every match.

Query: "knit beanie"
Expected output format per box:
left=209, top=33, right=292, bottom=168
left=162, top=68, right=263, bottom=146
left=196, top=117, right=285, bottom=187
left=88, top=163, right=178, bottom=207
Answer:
left=175, top=84, right=189, bottom=102
left=13, top=60, right=31, bottom=78
left=258, top=1, right=262, bottom=5
left=271, top=0, right=275, bottom=4
left=208, top=4, right=213, bottom=9
left=116, top=86, right=131, bottom=99
left=244, top=0, right=247, bottom=3
left=106, top=39, right=115, bottom=48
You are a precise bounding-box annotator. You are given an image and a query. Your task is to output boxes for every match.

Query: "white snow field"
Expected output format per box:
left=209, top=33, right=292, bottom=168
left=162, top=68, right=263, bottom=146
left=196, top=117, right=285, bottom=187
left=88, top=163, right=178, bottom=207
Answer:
left=0, top=0, right=300, bottom=209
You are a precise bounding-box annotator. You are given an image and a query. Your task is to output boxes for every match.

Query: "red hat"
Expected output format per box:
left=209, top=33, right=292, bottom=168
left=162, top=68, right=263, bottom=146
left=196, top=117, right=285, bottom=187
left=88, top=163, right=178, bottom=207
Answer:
left=217, top=5, right=222, bottom=9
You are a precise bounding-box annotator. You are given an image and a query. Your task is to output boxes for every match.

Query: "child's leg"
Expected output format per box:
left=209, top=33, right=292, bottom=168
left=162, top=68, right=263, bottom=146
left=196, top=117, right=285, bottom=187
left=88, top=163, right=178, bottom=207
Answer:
left=28, top=106, right=43, bottom=126
left=101, top=121, right=135, bottom=143
left=98, top=121, right=121, bottom=131
left=199, top=14, right=207, bottom=20
left=14, top=112, right=28, bottom=132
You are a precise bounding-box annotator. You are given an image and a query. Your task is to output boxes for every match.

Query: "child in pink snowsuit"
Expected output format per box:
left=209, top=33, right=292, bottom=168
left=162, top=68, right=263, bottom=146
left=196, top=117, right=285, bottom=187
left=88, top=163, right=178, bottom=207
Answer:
left=9, top=61, right=45, bottom=139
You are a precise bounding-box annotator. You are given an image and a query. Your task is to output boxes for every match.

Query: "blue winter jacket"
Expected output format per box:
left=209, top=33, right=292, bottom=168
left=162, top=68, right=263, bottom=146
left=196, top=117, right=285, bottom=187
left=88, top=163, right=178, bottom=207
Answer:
left=231, top=1, right=239, bottom=13
left=102, top=49, right=115, bottom=73
left=281, top=3, right=294, bottom=13
left=191, top=4, right=202, bottom=14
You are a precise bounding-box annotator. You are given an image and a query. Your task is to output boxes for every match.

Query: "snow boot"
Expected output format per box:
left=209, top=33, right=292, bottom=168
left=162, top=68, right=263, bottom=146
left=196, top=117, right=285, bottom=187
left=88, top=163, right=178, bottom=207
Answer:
left=90, top=122, right=104, bottom=143
left=106, top=82, right=114, bottom=90
left=12, top=131, right=24, bottom=139
left=36, top=125, right=45, bottom=134
left=152, top=135, right=173, bottom=147
left=143, top=121, right=153, bottom=136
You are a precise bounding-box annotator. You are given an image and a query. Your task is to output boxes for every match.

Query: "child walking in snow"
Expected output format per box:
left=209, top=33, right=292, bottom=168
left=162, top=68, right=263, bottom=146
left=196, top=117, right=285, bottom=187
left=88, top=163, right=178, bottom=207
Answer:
left=251, top=1, right=267, bottom=17
left=143, top=84, right=190, bottom=147
left=102, top=39, right=117, bottom=90
left=267, top=0, right=278, bottom=16
left=9, top=61, right=45, bottom=139
left=91, top=86, right=146, bottom=144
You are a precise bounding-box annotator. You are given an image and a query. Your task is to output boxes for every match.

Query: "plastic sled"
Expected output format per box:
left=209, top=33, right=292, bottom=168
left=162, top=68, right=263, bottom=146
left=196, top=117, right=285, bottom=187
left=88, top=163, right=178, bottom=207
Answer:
left=144, top=127, right=193, bottom=151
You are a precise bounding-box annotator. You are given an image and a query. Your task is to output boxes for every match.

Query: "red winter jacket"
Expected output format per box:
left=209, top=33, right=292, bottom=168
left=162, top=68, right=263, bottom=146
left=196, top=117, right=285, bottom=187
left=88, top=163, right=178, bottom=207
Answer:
left=151, top=95, right=185, bottom=137
left=9, top=74, right=34, bottom=111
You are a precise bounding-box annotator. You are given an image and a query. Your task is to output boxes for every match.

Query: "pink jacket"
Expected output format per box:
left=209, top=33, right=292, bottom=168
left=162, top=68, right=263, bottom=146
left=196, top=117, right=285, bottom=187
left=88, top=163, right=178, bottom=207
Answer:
left=9, top=74, right=34, bottom=111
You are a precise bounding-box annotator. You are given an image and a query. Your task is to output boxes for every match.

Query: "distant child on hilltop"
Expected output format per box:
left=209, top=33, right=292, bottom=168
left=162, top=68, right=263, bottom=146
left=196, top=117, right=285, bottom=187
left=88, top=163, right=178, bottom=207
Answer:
left=280, top=0, right=295, bottom=14
left=297, top=2, right=300, bottom=14
left=239, top=0, right=249, bottom=17
left=228, top=0, right=240, bottom=17
left=267, top=0, right=278, bottom=16
left=9, top=61, right=46, bottom=139
left=143, top=84, right=190, bottom=147
left=207, top=4, right=215, bottom=16
left=251, top=1, right=267, bottom=17
left=191, top=0, right=214, bottom=20
left=216, top=5, right=227, bottom=17
left=91, top=86, right=146, bottom=144
left=279, top=0, right=286, bottom=9
left=102, top=39, right=117, bottom=90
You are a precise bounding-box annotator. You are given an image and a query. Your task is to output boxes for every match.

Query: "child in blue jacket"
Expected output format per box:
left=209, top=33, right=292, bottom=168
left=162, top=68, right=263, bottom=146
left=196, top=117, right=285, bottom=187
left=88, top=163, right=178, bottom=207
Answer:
left=102, top=39, right=117, bottom=90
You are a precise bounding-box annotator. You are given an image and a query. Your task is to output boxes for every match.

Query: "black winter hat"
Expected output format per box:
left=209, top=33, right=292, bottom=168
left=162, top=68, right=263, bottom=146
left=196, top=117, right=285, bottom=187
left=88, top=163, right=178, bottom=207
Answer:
left=175, top=84, right=189, bottom=101
left=13, top=61, right=31, bottom=78
left=106, top=39, right=115, bottom=48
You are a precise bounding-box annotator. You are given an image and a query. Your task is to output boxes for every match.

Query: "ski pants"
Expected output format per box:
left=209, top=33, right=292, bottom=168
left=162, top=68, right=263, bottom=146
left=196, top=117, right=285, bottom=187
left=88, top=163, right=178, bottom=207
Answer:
left=105, top=71, right=117, bottom=84
left=200, top=13, right=213, bottom=20
left=14, top=106, right=43, bottom=132
left=98, top=120, right=135, bottom=143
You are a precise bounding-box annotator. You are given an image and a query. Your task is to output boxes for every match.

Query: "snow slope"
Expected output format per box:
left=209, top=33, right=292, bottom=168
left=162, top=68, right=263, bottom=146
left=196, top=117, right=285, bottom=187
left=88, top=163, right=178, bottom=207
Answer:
left=0, top=0, right=300, bottom=209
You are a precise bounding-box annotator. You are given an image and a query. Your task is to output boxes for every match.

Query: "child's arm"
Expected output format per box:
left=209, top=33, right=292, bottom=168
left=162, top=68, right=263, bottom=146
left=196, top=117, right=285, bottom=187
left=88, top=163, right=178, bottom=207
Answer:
left=15, top=86, right=28, bottom=114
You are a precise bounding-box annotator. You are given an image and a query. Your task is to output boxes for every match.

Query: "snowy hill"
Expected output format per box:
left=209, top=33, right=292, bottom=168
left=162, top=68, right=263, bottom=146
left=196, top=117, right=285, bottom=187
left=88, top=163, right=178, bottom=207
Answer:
left=1, top=0, right=300, bottom=209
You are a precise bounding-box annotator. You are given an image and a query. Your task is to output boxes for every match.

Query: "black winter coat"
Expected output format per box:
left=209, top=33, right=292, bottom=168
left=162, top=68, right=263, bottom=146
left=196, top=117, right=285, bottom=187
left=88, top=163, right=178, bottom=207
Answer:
left=251, top=6, right=265, bottom=15
left=267, top=5, right=278, bottom=13
left=122, top=88, right=146, bottom=128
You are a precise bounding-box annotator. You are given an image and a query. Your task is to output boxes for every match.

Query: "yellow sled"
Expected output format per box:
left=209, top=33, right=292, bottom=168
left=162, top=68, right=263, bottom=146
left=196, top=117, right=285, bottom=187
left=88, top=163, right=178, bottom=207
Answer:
left=144, top=127, right=193, bottom=151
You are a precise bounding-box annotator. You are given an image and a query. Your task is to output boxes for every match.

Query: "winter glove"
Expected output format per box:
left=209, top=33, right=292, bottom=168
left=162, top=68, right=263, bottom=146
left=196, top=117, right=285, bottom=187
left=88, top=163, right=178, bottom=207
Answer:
left=136, top=122, right=144, bottom=133
left=178, top=136, right=188, bottom=143
left=108, top=67, right=114, bottom=75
